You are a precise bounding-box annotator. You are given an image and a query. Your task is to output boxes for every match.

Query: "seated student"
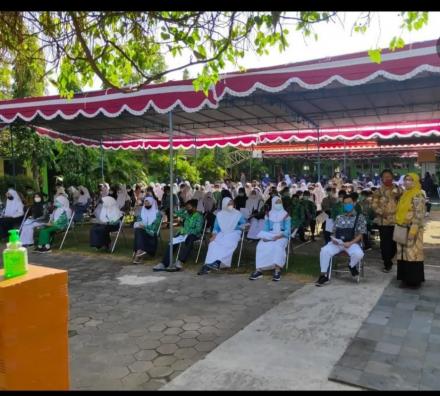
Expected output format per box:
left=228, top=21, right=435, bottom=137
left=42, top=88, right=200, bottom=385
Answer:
left=358, top=190, right=375, bottom=251
left=132, top=197, right=163, bottom=264
left=20, top=192, right=48, bottom=247
left=245, top=189, right=265, bottom=241
left=116, top=184, right=131, bottom=213
left=153, top=199, right=204, bottom=272
left=0, top=188, right=25, bottom=241
left=249, top=197, right=291, bottom=282
left=201, top=191, right=217, bottom=232
left=197, top=197, right=246, bottom=275
left=73, top=186, right=91, bottom=223
left=290, top=193, right=306, bottom=233
left=34, top=195, right=72, bottom=253
left=233, top=187, right=248, bottom=210
left=281, top=186, right=292, bottom=214
left=89, top=196, right=123, bottom=251
left=298, top=190, right=317, bottom=241
left=321, top=187, right=338, bottom=244
left=315, top=194, right=367, bottom=287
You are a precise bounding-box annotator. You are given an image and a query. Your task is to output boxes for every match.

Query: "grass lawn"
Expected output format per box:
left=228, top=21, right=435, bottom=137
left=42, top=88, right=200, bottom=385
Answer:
left=45, top=222, right=322, bottom=281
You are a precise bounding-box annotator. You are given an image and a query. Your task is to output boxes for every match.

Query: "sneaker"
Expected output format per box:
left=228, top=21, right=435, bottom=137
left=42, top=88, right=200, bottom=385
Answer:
left=249, top=271, right=263, bottom=280
left=206, top=260, right=221, bottom=271
left=272, top=271, right=281, bottom=282
left=136, top=250, right=147, bottom=259
left=153, top=263, right=167, bottom=272
left=39, top=246, right=52, bottom=254
left=363, top=247, right=372, bottom=252
left=349, top=265, right=359, bottom=277
left=166, top=260, right=183, bottom=272
left=315, top=275, right=329, bottom=287
left=382, top=267, right=392, bottom=273
left=197, top=265, right=211, bottom=276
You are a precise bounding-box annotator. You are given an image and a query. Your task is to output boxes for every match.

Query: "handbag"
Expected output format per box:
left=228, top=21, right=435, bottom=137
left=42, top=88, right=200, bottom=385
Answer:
left=393, top=224, right=409, bottom=245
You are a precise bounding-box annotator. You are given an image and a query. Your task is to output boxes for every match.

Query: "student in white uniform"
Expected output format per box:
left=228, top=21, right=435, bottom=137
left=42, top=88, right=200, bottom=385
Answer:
left=198, top=197, right=246, bottom=275
left=246, top=189, right=265, bottom=240
left=249, top=196, right=291, bottom=282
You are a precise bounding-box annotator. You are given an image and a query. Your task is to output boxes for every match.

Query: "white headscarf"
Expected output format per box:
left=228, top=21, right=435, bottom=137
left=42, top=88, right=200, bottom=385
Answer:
left=100, top=183, right=110, bottom=197
left=216, top=198, right=242, bottom=233
left=202, top=191, right=216, bottom=213
left=299, top=181, right=307, bottom=192
left=53, top=195, right=72, bottom=222
left=56, top=186, right=69, bottom=198
left=77, top=185, right=91, bottom=205
left=154, top=183, right=164, bottom=201
left=245, top=189, right=263, bottom=212
left=116, top=184, right=130, bottom=209
left=284, top=174, right=292, bottom=187
left=4, top=188, right=24, bottom=218
left=268, top=196, right=288, bottom=224
left=99, top=196, right=122, bottom=224
left=140, top=196, right=159, bottom=226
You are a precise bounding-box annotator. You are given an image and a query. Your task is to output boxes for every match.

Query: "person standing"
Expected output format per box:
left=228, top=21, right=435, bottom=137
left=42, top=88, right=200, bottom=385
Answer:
left=240, top=172, right=247, bottom=187
left=395, top=173, right=426, bottom=289
left=371, top=169, right=403, bottom=273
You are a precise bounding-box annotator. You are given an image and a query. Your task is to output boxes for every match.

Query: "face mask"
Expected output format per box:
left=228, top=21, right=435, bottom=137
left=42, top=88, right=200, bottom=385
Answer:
left=34, top=197, right=42, bottom=203
left=144, top=205, right=152, bottom=209
left=383, top=180, right=393, bottom=187
left=55, top=202, right=62, bottom=208
left=343, top=203, right=354, bottom=213
left=226, top=206, right=234, bottom=211
left=7, top=196, right=13, bottom=200
left=27, top=190, right=33, bottom=195
left=274, top=203, right=283, bottom=211
left=239, top=193, right=245, bottom=196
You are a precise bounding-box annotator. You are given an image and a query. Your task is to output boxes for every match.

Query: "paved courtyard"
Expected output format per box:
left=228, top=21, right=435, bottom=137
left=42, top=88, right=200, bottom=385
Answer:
left=22, top=253, right=301, bottom=390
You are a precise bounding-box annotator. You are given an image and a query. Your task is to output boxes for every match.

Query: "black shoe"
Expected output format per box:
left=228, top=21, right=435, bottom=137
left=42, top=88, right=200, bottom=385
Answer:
left=197, top=265, right=211, bottom=276
left=39, top=246, right=52, bottom=254
left=315, top=275, right=329, bottom=287
left=382, top=267, right=392, bottom=273
left=349, top=265, right=359, bottom=277
left=272, top=271, right=281, bottom=282
left=206, top=260, right=221, bottom=271
left=249, top=271, right=263, bottom=280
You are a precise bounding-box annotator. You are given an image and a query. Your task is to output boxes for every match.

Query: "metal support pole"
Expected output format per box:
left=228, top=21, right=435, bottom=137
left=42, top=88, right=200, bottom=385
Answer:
left=317, top=128, right=321, bottom=183
left=10, top=128, right=16, bottom=189
left=169, top=111, right=174, bottom=266
left=100, top=138, right=104, bottom=182
left=343, top=140, right=347, bottom=178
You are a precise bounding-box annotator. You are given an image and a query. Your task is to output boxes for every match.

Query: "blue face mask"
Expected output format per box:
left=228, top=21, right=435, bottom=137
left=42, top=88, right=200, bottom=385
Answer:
left=274, top=203, right=283, bottom=211
left=343, top=203, right=354, bottom=213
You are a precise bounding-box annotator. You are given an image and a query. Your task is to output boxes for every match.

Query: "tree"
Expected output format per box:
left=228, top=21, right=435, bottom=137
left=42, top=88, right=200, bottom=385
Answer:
left=0, top=12, right=431, bottom=98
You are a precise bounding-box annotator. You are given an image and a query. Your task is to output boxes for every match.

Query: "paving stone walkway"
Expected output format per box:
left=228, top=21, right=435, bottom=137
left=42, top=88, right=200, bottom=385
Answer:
left=329, top=276, right=440, bottom=390
left=19, top=252, right=301, bottom=390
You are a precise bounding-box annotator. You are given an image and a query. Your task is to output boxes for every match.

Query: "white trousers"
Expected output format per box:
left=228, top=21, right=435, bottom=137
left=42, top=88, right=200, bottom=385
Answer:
left=319, top=242, right=364, bottom=273
left=20, top=219, right=45, bottom=245
left=204, top=230, right=241, bottom=268
left=256, top=237, right=288, bottom=271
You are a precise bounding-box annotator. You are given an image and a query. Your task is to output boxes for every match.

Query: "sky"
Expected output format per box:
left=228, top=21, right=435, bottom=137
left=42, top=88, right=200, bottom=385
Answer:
left=46, top=12, right=440, bottom=94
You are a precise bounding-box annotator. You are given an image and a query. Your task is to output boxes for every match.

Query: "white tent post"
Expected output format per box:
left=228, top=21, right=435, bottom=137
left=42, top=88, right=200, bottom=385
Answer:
left=317, top=127, right=321, bottom=183
left=169, top=111, right=174, bottom=265
left=100, top=138, right=104, bottom=182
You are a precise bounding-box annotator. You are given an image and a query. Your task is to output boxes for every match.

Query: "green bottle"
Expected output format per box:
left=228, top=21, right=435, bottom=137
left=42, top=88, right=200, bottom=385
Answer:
left=3, top=229, right=28, bottom=280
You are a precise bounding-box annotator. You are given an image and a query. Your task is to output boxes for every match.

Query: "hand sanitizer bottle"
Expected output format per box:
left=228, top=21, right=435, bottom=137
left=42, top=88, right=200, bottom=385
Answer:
left=3, top=229, right=28, bottom=279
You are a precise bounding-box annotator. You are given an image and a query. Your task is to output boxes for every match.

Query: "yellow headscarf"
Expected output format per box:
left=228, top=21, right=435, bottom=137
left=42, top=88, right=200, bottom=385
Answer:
left=395, top=172, right=422, bottom=225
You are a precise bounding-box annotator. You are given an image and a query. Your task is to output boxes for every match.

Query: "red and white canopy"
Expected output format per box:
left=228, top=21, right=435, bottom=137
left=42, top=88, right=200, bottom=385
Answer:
left=1, top=39, right=439, bottom=148
left=31, top=119, right=440, bottom=150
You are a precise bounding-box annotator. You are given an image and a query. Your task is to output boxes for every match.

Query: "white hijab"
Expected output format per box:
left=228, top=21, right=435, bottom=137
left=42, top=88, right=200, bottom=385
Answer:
left=245, top=189, right=263, bottom=212
left=202, top=191, right=215, bottom=213
left=284, top=174, right=292, bottom=187
left=268, top=196, right=288, bottom=223
left=53, top=195, right=72, bottom=222
left=4, top=188, right=24, bottom=218
left=154, top=183, right=164, bottom=200
left=140, top=196, right=159, bottom=226
left=116, top=184, right=130, bottom=209
left=99, top=196, right=122, bottom=224
left=77, top=185, right=91, bottom=205
left=216, top=198, right=242, bottom=233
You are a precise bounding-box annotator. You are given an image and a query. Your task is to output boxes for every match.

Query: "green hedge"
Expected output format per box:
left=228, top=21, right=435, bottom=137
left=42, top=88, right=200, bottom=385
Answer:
left=0, top=175, right=38, bottom=196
